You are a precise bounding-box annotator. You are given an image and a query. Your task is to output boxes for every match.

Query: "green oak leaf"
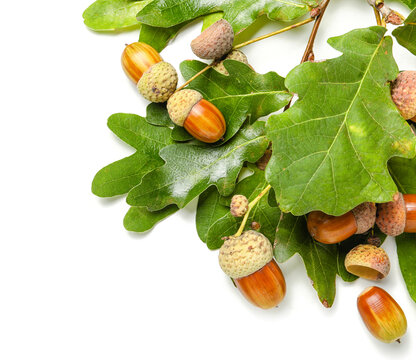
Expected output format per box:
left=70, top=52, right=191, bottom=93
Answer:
left=397, top=0, right=416, bottom=9
left=389, top=155, right=416, bottom=302
left=266, top=26, right=416, bottom=216
left=181, top=60, right=291, bottom=143
left=83, top=0, right=151, bottom=31
left=92, top=113, right=173, bottom=197
left=196, top=166, right=280, bottom=250
left=139, top=22, right=188, bottom=52
left=126, top=122, right=269, bottom=210
left=136, top=0, right=319, bottom=34
left=393, top=8, right=416, bottom=56
left=146, top=103, right=172, bottom=127
left=124, top=205, right=179, bottom=232
left=171, top=126, right=193, bottom=142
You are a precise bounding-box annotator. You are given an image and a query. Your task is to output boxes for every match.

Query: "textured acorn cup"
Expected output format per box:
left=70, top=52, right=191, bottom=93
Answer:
left=121, top=42, right=162, bottom=83
left=357, top=286, right=407, bottom=343
left=391, top=71, right=416, bottom=120
left=230, top=194, right=249, bottom=217
left=376, top=192, right=416, bottom=236
left=137, top=62, right=178, bottom=103
left=167, top=89, right=226, bottom=143
left=345, top=244, right=390, bottom=280
left=213, top=50, right=250, bottom=75
left=219, top=230, right=286, bottom=309
left=307, top=202, right=376, bottom=244
left=191, top=19, right=234, bottom=60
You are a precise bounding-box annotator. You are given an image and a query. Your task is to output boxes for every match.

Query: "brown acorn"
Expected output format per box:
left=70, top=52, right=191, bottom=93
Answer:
left=307, top=202, right=376, bottom=244
left=376, top=192, right=416, bottom=236
left=219, top=231, right=286, bottom=309
left=391, top=71, right=416, bottom=120
left=357, top=286, right=407, bottom=343
left=167, top=89, right=226, bottom=143
left=121, top=42, right=162, bottom=84
left=191, top=19, right=234, bottom=60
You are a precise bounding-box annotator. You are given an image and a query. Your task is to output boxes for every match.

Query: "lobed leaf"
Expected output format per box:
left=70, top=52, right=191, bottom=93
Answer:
left=196, top=167, right=280, bottom=250
left=181, top=60, right=291, bottom=143
left=139, top=22, right=188, bottom=52
left=393, top=8, right=416, bottom=56
left=124, top=205, right=179, bottom=232
left=92, top=113, right=173, bottom=197
left=83, top=0, right=151, bottom=31
left=397, top=0, right=416, bottom=9
left=126, top=122, right=269, bottom=210
left=136, top=0, right=319, bottom=34
left=266, top=27, right=416, bottom=216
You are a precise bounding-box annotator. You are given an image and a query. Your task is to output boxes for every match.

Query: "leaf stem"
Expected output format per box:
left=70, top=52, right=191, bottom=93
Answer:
left=233, top=18, right=314, bottom=50
left=175, top=63, right=215, bottom=92
left=234, top=184, right=272, bottom=237
left=373, top=7, right=383, bottom=26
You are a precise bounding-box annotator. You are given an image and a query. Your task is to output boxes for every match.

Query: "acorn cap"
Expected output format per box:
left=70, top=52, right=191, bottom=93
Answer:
left=376, top=192, right=406, bottom=236
left=219, top=230, right=273, bottom=279
left=137, top=61, right=178, bottom=103
left=345, top=244, right=390, bottom=280
left=213, top=50, right=249, bottom=75
left=167, top=89, right=203, bottom=126
left=352, top=202, right=376, bottom=234
left=391, top=71, right=416, bottom=120
left=230, top=194, right=249, bottom=217
left=191, top=19, right=234, bottom=60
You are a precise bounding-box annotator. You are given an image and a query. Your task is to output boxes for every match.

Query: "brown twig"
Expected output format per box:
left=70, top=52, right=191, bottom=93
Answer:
left=283, top=0, right=331, bottom=111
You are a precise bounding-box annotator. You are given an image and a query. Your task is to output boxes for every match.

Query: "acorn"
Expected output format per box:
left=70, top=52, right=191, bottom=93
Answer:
left=230, top=194, right=249, bottom=217
left=357, top=286, right=407, bottom=343
left=345, top=244, right=390, bottom=280
left=191, top=19, right=234, bottom=60
left=167, top=89, right=226, bottom=143
left=137, top=61, right=178, bottom=102
left=121, top=42, right=162, bottom=84
left=307, top=202, right=376, bottom=244
left=391, top=71, right=416, bottom=120
left=219, top=230, right=286, bottom=309
left=376, top=192, right=416, bottom=236
left=213, top=50, right=250, bottom=75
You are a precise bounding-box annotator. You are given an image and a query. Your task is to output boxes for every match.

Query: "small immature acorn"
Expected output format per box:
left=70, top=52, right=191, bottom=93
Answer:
left=167, top=89, right=226, bottom=143
left=391, top=71, right=416, bottom=120
left=256, top=149, right=272, bottom=171
left=376, top=192, right=416, bottom=236
left=357, top=286, right=407, bottom=343
left=137, top=61, right=178, bottom=103
left=219, top=230, right=286, bottom=309
left=230, top=194, right=249, bottom=217
left=121, top=42, right=162, bottom=84
left=345, top=244, right=390, bottom=280
left=213, top=50, right=250, bottom=75
left=191, top=19, right=234, bottom=60
left=307, top=202, right=376, bottom=244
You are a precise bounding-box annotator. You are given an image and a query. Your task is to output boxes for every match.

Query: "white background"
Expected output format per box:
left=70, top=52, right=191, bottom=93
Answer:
left=1, top=0, right=415, bottom=359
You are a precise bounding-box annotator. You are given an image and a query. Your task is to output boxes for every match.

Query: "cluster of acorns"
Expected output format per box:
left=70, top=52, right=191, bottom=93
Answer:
left=120, top=17, right=416, bottom=344
left=121, top=19, right=250, bottom=143
left=221, top=191, right=415, bottom=343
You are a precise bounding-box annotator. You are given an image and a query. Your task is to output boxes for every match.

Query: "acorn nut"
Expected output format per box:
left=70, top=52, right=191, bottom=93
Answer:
left=357, top=286, right=407, bottom=343
left=167, top=89, right=226, bottom=143
left=376, top=192, right=416, bottom=236
left=121, top=42, right=162, bottom=84
left=213, top=50, right=250, bottom=75
left=191, top=19, right=234, bottom=60
left=137, top=61, right=178, bottom=103
left=230, top=195, right=249, bottom=217
left=345, top=244, right=390, bottom=280
left=219, top=230, right=286, bottom=309
left=307, top=202, right=376, bottom=244
left=391, top=71, right=416, bottom=120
